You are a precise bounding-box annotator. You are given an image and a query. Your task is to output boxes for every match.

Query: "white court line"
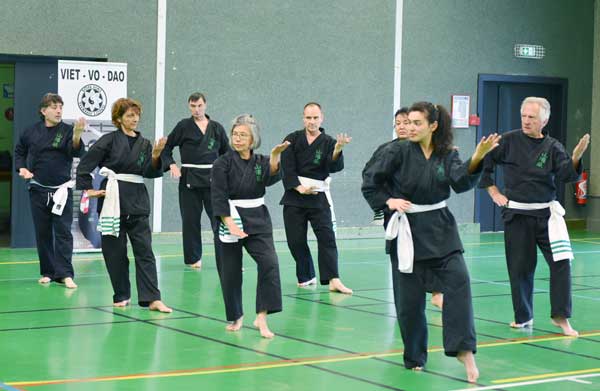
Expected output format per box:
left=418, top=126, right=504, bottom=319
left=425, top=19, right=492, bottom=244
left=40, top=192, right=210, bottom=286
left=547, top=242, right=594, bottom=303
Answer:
left=568, top=378, right=592, bottom=384
left=451, top=373, right=600, bottom=391
left=471, top=277, right=600, bottom=302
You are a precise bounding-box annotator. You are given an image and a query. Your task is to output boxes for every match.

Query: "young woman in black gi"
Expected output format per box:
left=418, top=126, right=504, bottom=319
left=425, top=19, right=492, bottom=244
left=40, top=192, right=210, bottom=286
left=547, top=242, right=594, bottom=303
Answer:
left=362, top=102, right=500, bottom=383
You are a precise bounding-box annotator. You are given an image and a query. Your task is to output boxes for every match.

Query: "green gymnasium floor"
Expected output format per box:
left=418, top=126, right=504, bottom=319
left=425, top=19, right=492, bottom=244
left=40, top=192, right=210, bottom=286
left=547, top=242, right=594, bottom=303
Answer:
left=1, top=231, right=599, bottom=390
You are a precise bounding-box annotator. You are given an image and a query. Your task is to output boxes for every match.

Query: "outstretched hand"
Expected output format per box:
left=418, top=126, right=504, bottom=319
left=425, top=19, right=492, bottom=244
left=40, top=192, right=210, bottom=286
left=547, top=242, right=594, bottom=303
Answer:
left=152, top=137, right=167, bottom=159
left=473, top=133, right=501, bottom=160
left=572, top=134, right=590, bottom=162
left=335, top=133, right=352, bottom=151
left=271, top=141, right=291, bottom=156
left=73, top=117, right=87, bottom=136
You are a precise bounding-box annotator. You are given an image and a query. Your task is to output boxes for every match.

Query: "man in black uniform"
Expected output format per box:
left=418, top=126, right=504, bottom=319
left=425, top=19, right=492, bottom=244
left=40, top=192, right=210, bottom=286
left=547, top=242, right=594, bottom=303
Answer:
left=480, top=96, right=590, bottom=336
left=280, top=102, right=352, bottom=294
left=15, top=93, right=85, bottom=288
left=162, top=92, right=230, bottom=269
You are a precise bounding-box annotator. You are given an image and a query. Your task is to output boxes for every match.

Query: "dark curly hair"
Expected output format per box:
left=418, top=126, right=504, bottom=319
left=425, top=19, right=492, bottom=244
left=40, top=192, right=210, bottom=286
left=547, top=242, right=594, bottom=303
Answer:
left=409, top=101, right=453, bottom=155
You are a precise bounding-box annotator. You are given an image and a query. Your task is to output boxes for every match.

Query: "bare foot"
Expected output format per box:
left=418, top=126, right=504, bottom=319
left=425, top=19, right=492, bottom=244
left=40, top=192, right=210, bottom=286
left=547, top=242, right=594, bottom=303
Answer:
left=457, top=351, right=479, bottom=383
left=189, top=260, right=202, bottom=269
left=114, top=299, right=131, bottom=307
left=149, top=300, right=173, bottom=313
left=329, top=278, right=353, bottom=294
left=551, top=317, right=578, bottom=336
left=411, top=366, right=423, bottom=371
left=38, top=276, right=51, bottom=284
left=510, top=319, right=533, bottom=328
left=63, top=277, right=78, bottom=289
left=431, top=292, right=443, bottom=309
left=253, top=312, right=275, bottom=339
left=297, top=277, right=317, bottom=287
left=226, top=316, right=244, bottom=332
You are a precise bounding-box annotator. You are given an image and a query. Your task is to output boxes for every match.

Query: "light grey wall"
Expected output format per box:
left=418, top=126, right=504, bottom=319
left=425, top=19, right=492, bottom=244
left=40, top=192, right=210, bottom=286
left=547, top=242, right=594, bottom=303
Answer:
left=0, top=0, right=160, bottom=213
left=401, top=0, right=594, bottom=222
left=1, top=0, right=595, bottom=233
left=160, top=0, right=396, bottom=231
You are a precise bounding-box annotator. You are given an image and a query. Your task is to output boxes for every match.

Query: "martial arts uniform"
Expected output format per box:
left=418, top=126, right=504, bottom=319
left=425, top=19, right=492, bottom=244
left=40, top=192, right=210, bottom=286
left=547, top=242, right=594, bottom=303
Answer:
left=162, top=116, right=230, bottom=265
left=15, top=121, right=84, bottom=281
left=211, top=151, right=282, bottom=321
left=76, top=131, right=163, bottom=306
left=280, top=128, right=343, bottom=285
left=479, top=129, right=581, bottom=324
left=363, top=138, right=442, bottom=294
left=361, top=141, right=481, bottom=369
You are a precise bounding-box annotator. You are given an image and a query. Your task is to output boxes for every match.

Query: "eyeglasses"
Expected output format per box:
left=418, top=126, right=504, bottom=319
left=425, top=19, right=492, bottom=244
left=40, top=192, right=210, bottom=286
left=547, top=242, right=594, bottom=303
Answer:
left=232, top=132, right=251, bottom=139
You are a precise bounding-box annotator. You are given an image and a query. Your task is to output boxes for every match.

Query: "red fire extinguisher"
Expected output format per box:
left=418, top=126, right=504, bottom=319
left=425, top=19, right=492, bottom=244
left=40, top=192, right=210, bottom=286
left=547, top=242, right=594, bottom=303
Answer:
left=575, top=170, right=587, bottom=205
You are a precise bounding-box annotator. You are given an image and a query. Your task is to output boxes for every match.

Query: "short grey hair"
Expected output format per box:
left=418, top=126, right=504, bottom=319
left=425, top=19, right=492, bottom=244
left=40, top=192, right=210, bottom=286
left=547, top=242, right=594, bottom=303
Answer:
left=521, top=97, right=551, bottom=123
left=230, top=114, right=261, bottom=150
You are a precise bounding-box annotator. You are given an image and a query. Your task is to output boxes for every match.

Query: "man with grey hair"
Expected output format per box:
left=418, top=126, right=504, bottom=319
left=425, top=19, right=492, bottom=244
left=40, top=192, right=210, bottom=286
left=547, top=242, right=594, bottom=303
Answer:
left=162, top=92, right=230, bottom=269
left=479, top=96, right=590, bottom=336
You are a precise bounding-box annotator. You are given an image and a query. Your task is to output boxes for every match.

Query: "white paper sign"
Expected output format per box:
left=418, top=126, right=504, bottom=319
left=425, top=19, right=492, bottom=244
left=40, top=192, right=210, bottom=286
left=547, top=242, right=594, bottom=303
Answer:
left=451, top=95, right=470, bottom=129
left=58, top=60, right=127, bottom=121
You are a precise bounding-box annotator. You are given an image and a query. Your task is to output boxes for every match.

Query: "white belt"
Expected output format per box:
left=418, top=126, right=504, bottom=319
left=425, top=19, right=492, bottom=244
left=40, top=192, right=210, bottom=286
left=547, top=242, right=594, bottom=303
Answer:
left=230, top=197, right=265, bottom=209
left=507, top=200, right=573, bottom=261
left=182, top=163, right=213, bottom=169
left=219, top=197, right=265, bottom=243
left=386, top=201, right=447, bottom=273
left=96, top=167, right=143, bottom=237
left=114, top=173, right=144, bottom=183
left=298, top=176, right=337, bottom=234
left=50, top=180, right=75, bottom=216
left=30, top=178, right=63, bottom=189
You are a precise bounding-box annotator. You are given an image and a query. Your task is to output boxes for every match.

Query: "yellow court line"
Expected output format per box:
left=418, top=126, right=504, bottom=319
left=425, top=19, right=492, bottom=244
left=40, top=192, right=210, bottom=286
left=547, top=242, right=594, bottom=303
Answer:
left=9, top=331, right=600, bottom=387
left=492, top=367, right=600, bottom=383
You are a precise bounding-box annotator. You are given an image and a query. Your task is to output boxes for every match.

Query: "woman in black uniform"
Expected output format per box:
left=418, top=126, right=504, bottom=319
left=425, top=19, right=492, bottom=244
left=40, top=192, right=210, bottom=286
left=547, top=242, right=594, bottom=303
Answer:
left=211, top=114, right=289, bottom=338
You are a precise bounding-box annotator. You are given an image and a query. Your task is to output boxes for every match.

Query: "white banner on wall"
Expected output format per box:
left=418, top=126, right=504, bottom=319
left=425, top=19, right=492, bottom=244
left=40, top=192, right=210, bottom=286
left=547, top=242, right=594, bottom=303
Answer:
left=58, top=60, right=127, bottom=252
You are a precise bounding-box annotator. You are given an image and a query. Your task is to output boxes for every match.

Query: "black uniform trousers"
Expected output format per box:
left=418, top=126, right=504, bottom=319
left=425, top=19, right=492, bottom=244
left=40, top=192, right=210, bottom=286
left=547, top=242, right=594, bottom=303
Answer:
left=217, top=232, right=282, bottom=321
left=283, top=205, right=339, bottom=285
left=390, top=242, right=477, bottom=369
left=101, top=215, right=161, bottom=306
left=29, top=188, right=74, bottom=280
left=504, top=214, right=572, bottom=323
left=179, top=183, right=218, bottom=265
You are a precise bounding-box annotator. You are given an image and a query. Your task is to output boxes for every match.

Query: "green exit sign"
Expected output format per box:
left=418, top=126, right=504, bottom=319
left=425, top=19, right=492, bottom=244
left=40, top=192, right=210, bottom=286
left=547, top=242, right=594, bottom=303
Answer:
left=514, top=44, right=545, bottom=59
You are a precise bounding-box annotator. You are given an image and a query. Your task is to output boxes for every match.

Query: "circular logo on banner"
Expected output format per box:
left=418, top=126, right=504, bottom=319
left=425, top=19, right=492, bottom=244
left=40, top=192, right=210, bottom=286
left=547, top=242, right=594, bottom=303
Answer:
left=77, top=84, right=107, bottom=116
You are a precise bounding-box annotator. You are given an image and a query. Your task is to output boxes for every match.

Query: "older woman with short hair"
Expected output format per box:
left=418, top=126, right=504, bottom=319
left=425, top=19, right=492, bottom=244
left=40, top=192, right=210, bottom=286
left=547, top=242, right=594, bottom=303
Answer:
left=211, top=114, right=289, bottom=338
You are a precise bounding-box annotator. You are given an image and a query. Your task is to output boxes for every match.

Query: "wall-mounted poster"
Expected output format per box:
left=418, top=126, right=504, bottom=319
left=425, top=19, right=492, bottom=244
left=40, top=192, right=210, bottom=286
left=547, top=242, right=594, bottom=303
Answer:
left=451, top=95, right=470, bottom=129
left=58, top=60, right=127, bottom=252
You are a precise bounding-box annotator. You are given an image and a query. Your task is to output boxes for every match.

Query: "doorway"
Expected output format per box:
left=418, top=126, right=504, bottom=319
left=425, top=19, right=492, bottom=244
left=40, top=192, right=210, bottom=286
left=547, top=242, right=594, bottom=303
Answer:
left=0, top=64, right=14, bottom=246
left=475, top=74, right=568, bottom=232
left=1, top=54, right=105, bottom=248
